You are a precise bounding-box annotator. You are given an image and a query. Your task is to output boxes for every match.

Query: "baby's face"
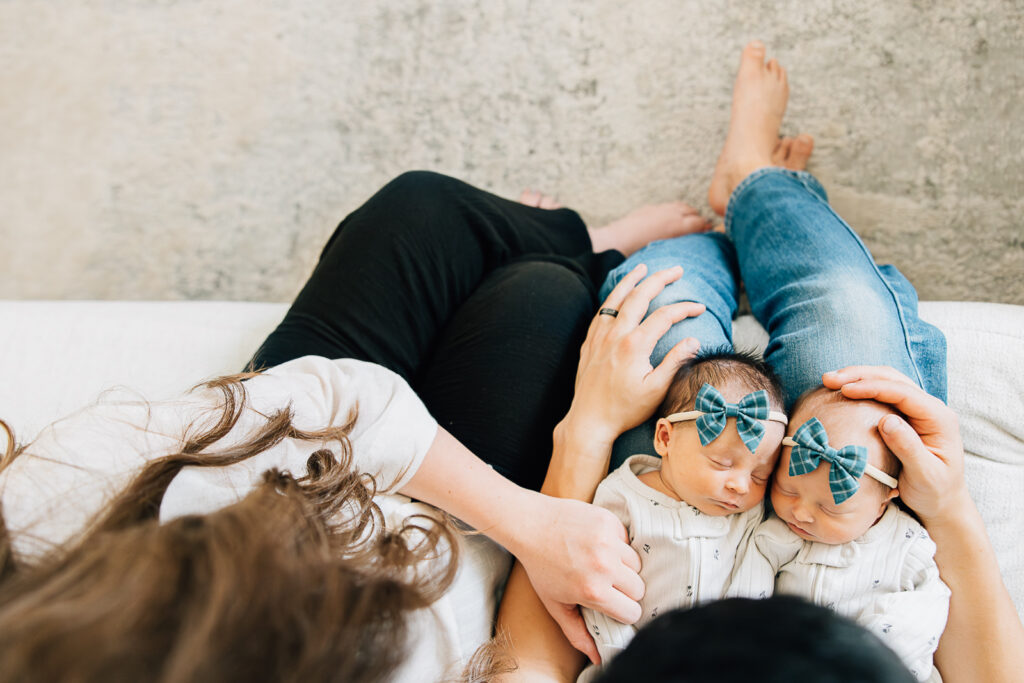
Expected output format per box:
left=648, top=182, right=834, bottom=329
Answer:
left=770, top=401, right=898, bottom=545
left=654, top=412, right=783, bottom=517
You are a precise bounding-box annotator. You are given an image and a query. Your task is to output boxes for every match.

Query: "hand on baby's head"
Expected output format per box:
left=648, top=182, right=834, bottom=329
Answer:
left=771, top=388, right=901, bottom=545
left=650, top=349, right=787, bottom=516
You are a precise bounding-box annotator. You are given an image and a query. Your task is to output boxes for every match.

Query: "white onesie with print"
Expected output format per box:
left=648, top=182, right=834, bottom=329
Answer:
left=578, top=455, right=765, bottom=681
left=727, top=507, right=950, bottom=681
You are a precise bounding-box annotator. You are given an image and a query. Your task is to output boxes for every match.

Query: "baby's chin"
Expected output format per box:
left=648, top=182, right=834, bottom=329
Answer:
left=693, top=497, right=762, bottom=517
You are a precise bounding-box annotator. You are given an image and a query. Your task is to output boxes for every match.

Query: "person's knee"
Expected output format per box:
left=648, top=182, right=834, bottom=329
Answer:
left=380, top=170, right=462, bottom=205
left=495, top=261, right=594, bottom=334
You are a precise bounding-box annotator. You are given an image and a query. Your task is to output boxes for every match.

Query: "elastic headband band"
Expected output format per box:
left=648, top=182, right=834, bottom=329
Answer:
left=668, top=409, right=789, bottom=426
left=782, top=436, right=899, bottom=489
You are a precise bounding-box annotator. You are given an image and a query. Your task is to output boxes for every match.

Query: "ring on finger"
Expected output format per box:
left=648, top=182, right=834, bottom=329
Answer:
left=598, top=307, right=619, bottom=318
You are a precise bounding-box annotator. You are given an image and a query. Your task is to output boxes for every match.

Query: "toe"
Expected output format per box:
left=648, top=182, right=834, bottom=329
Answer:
left=790, top=134, right=815, bottom=169
left=674, top=200, right=699, bottom=215
left=780, top=137, right=794, bottom=163
left=739, top=40, right=767, bottom=76
left=766, top=58, right=779, bottom=75
left=539, top=194, right=561, bottom=210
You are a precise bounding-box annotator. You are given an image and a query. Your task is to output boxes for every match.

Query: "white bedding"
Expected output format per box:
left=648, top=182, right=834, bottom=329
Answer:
left=1, top=299, right=1022, bottom=624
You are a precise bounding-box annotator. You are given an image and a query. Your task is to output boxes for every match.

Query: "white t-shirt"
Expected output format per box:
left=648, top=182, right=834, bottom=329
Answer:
left=0, top=356, right=510, bottom=682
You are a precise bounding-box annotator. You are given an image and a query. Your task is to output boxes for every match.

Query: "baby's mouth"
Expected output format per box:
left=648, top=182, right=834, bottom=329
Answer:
left=786, top=520, right=814, bottom=537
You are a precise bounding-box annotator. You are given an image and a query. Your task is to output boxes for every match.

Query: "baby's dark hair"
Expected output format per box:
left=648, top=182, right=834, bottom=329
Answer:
left=658, top=347, right=785, bottom=417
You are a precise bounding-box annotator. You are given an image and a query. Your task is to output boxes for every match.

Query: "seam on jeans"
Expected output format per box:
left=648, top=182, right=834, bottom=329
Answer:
left=800, top=183, right=928, bottom=390
left=724, top=167, right=799, bottom=235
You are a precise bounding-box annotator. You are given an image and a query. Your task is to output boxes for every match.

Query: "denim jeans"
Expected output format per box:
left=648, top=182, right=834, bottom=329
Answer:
left=600, top=168, right=947, bottom=467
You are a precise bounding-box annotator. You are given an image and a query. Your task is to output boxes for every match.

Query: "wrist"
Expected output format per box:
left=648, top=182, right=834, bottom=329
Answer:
left=544, top=418, right=615, bottom=501
left=919, top=486, right=979, bottom=533
left=554, top=411, right=618, bottom=457
left=492, top=487, right=546, bottom=558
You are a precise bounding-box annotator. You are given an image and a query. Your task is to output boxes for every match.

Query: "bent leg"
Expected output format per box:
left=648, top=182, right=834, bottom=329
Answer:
left=598, top=232, right=742, bottom=465
left=726, top=168, right=947, bottom=407
left=248, top=171, right=603, bottom=377
left=415, top=259, right=596, bottom=490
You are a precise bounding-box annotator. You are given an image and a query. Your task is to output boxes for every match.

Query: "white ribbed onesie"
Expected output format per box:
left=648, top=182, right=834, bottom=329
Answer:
left=727, top=507, right=950, bottom=681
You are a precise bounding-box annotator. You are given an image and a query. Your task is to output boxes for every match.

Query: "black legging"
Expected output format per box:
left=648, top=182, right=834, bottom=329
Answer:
left=249, top=171, right=624, bottom=490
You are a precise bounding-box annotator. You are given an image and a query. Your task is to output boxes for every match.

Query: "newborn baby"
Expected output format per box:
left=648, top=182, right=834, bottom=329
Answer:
left=579, top=350, right=788, bottom=679
left=727, top=388, right=950, bottom=681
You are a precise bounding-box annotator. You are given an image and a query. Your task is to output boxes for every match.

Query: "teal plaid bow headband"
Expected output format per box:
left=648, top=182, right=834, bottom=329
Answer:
left=666, top=384, right=788, bottom=453
left=783, top=417, right=899, bottom=505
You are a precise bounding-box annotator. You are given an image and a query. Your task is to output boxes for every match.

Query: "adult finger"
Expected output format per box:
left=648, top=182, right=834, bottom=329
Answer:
left=550, top=604, right=601, bottom=665
left=822, top=365, right=917, bottom=390
left=612, top=566, right=645, bottom=603
left=588, top=586, right=642, bottom=626
left=649, top=335, right=702, bottom=386
left=633, top=302, right=707, bottom=353
left=877, top=413, right=945, bottom=468
left=620, top=543, right=642, bottom=574
left=616, top=267, right=684, bottom=326
left=838, top=378, right=955, bottom=437
left=598, top=263, right=649, bottom=313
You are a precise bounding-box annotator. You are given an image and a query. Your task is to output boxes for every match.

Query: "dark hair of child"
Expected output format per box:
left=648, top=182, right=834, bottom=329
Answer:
left=657, top=347, right=785, bottom=418
left=595, top=596, right=916, bottom=683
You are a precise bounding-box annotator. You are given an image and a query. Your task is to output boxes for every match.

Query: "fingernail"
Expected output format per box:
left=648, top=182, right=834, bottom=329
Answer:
left=685, top=338, right=700, bottom=352
left=880, top=415, right=902, bottom=434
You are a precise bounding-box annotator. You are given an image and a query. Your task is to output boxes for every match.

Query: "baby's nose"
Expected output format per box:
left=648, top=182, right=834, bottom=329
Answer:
left=726, top=476, right=749, bottom=495
left=793, top=503, right=813, bottom=523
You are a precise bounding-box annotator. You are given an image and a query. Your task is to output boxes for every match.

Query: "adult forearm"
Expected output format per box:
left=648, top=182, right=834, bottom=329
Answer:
left=541, top=413, right=617, bottom=501
left=397, top=427, right=539, bottom=554
left=928, top=495, right=1024, bottom=683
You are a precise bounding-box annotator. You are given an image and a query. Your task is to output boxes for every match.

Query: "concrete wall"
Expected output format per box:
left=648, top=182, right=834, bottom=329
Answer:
left=2, top=0, right=1021, bottom=303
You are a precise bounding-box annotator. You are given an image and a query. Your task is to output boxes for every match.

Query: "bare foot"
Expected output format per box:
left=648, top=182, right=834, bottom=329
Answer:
left=708, top=41, right=790, bottom=216
left=771, top=134, right=815, bottom=171
left=588, top=201, right=711, bottom=256
left=518, top=188, right=562, bottom=209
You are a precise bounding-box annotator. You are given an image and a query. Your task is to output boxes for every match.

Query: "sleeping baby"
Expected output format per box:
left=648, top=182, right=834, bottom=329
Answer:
left=727, top=387, right=950, bottom=681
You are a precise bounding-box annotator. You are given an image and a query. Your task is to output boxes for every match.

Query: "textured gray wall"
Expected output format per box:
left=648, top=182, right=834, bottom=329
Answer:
left=1, top=1, right=1021, bottom=303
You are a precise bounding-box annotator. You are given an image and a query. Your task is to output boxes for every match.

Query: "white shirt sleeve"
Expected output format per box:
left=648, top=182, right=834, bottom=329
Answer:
left=160, top=357, right=438, bottom=521
left=857, top=529, right=951, bottom=682
left=0, top=356, right=438, bottom=558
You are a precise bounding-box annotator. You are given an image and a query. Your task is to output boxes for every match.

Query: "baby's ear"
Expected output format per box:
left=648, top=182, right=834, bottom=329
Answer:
left=885, top=486, right=900, bottom=503
left=653, top=418, right=673, bottom=457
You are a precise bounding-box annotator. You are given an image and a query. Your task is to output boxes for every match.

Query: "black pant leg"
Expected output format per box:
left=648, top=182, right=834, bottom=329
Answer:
left=248, top=171, right=597, bottom=377
left=413, top=259, right=597, bottom=490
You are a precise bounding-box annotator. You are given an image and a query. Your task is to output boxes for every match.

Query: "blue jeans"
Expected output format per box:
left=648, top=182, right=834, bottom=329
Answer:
left=600, top=168, right=947, bottom=467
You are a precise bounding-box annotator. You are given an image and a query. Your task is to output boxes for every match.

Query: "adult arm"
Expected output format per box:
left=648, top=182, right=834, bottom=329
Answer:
left=824, top=366, right=1024, bottom=683
left=497, top=265, right=706, bottom=678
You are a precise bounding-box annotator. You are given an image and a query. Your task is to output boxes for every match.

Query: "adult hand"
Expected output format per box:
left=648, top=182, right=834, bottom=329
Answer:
left=822, top=366, right=969, bottom=524
left=565, top=263, right=706, bottom=448
left=510, top=492, right=643, bottom=665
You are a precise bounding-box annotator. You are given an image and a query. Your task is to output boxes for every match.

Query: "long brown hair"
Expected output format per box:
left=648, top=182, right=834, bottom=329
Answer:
left=0, top=373, right=461, bottom=682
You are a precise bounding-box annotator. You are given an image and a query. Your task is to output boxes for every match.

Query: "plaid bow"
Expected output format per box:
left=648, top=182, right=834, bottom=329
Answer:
left=787, top=417, right=868, bottom=504
left=695, top=384, right=771, bottom=453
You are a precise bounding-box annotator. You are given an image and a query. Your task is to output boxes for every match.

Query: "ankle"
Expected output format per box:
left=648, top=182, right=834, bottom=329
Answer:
left=727, top=159, right=773, bottom=196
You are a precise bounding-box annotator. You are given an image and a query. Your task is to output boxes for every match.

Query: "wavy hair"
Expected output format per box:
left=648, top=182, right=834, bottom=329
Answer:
left=0, top=373, right=461, bottom=683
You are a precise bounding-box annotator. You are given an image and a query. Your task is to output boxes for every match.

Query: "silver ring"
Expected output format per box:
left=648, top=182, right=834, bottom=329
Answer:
left=598, top=307, right=619, bottom=318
